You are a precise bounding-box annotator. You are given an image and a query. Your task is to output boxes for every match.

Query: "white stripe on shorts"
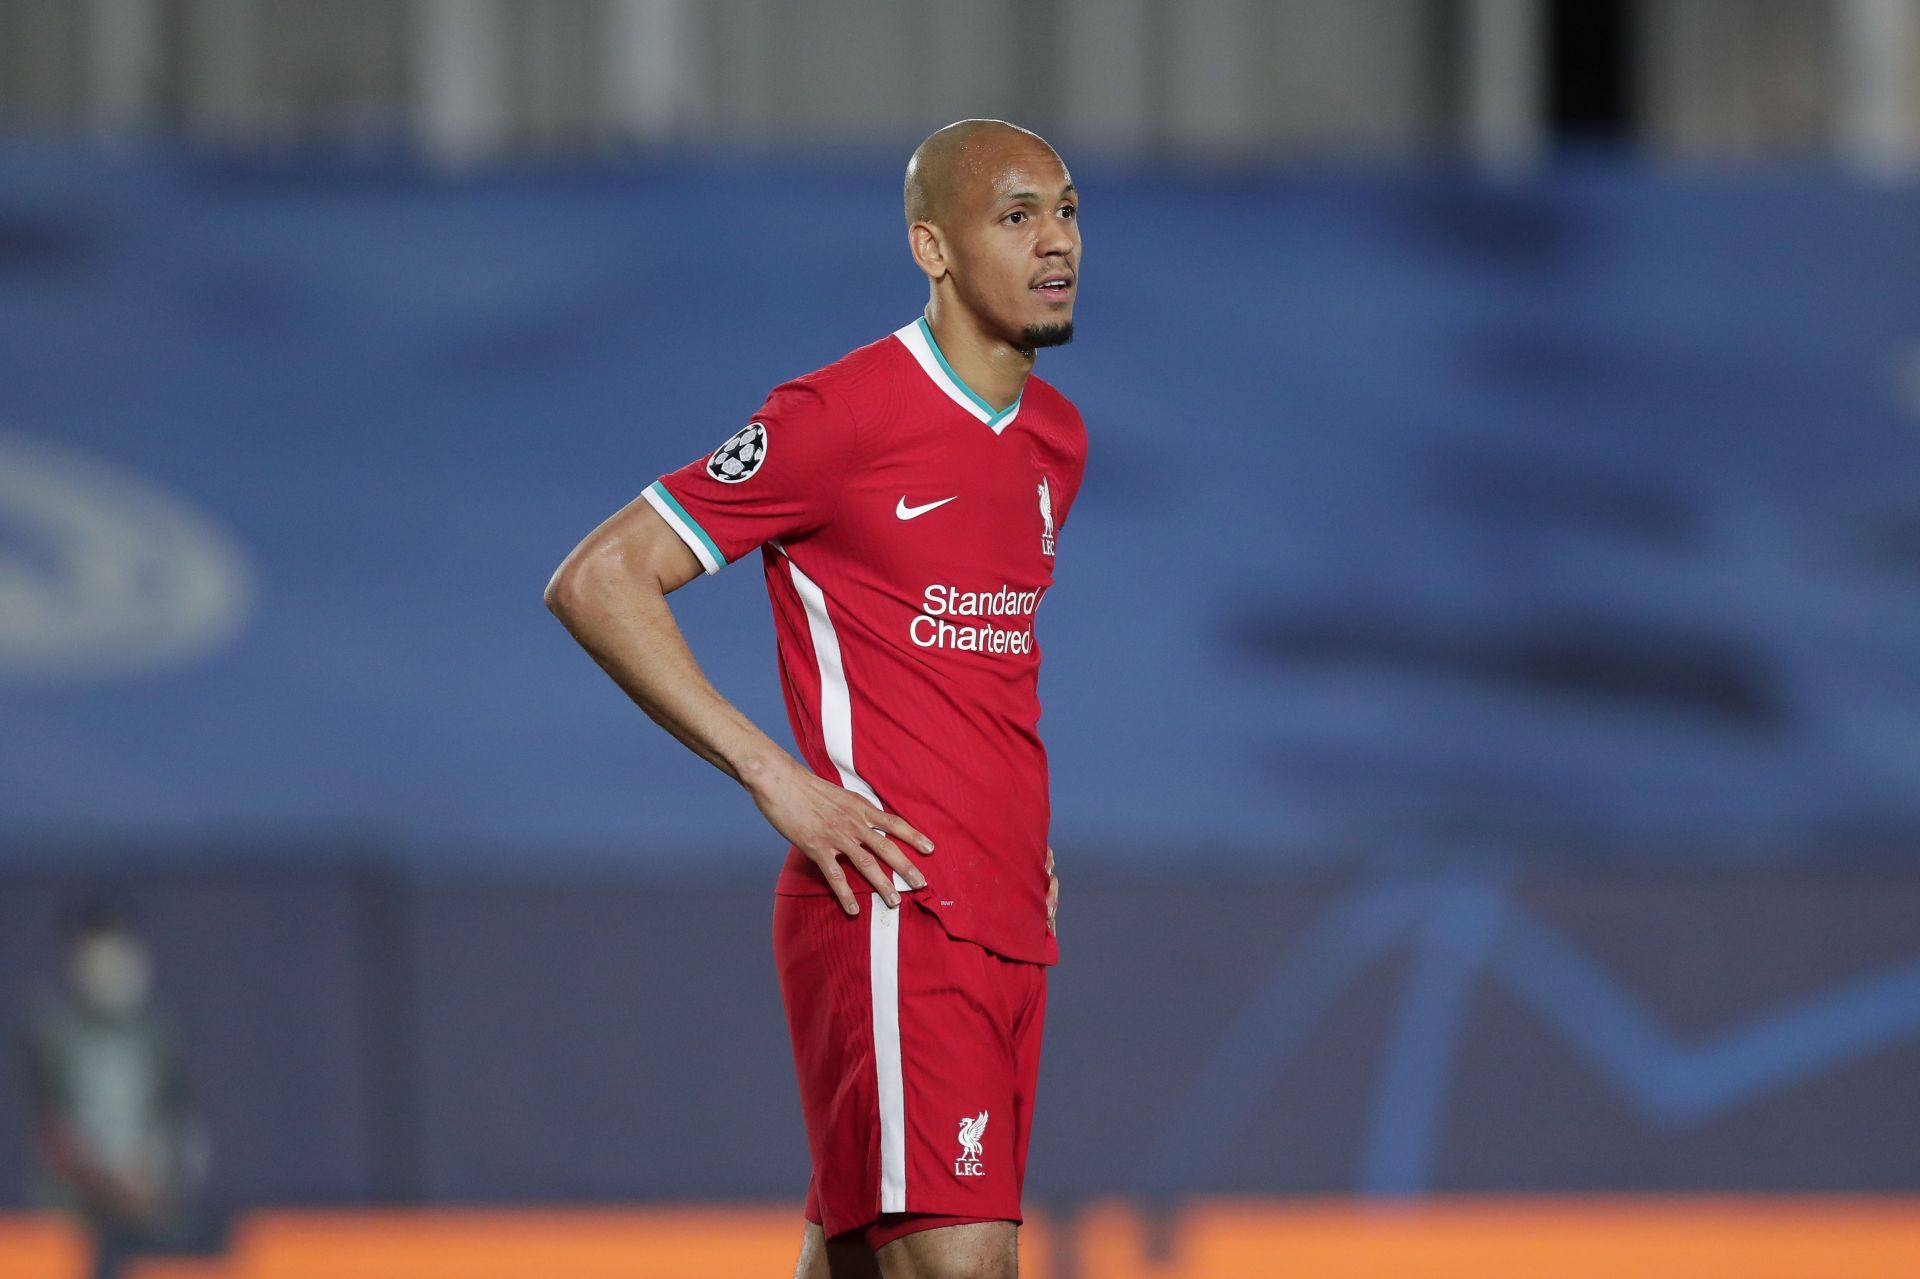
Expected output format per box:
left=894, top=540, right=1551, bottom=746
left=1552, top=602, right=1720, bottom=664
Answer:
left=870, top=890, right=907, bottom=1212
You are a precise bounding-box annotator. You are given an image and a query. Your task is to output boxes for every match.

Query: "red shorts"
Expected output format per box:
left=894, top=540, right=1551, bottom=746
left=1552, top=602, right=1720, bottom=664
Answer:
left=774, top=890, right=1047, bottom=1249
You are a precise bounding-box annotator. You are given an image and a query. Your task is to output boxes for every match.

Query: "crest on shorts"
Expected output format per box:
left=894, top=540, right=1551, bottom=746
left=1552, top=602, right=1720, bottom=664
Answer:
left=954, top=1110, right=988, bottom=1177
left=707, top=422, right=767, bottom=483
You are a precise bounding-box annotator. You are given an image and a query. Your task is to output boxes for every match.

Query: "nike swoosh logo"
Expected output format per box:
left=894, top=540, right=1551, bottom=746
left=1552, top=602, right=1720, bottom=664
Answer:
left=896, top=496, right=958, bottom=520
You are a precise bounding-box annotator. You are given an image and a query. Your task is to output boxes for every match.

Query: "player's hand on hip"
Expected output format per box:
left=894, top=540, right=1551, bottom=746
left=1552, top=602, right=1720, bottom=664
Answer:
left=746, top=757, right=933, bottom=915
left=1046, top=844, right=1059, bottom=936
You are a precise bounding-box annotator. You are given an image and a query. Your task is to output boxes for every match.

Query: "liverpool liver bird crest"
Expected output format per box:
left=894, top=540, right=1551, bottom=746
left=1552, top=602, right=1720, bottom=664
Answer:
left=957, top=1110, right=989, bottom=1160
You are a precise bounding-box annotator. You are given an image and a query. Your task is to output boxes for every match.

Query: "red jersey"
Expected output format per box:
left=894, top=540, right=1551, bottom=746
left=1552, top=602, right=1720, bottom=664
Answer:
left=643, top=317, right=1085, bottom=964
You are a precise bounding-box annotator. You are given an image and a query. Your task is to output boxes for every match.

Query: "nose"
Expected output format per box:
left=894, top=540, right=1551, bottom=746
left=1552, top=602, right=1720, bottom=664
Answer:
left=1037, top=214, right=1075, bottom=259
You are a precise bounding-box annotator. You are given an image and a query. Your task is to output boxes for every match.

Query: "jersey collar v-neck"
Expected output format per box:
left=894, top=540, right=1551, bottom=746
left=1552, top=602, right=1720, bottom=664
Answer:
left=892, top=316, right=1023, bottom=434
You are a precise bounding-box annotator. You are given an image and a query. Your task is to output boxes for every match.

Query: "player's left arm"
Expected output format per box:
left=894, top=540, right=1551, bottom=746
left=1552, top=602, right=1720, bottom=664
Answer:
left=1044, top=414, right=1082, bottom=939
left=1046, top=844, right=1058, bottom=936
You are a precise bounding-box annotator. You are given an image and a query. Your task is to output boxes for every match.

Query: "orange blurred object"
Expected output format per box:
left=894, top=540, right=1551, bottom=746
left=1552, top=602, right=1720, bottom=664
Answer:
left=2, top=1199, right=1916, bottom=1279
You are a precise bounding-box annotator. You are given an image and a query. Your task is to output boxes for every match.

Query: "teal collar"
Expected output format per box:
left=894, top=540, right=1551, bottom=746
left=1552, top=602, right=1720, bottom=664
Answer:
left=893, top=316, right=1023, bottom=434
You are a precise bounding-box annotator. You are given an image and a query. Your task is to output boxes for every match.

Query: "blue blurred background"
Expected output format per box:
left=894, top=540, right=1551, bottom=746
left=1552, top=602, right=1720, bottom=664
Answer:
left=4, top=0, right=1920, bottom=1268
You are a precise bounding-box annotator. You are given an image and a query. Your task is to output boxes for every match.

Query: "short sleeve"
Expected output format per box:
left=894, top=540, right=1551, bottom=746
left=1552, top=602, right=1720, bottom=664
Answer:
left=642, top=383, right=853, bottom=574
left=1059, top=413, right=1087, bottom=532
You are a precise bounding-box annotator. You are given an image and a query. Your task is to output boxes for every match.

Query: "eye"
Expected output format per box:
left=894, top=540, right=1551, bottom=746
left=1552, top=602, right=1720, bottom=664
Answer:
left=1004, top=210, right=1028, bottom=225
left=1059, top=204, right=1077, bottom=220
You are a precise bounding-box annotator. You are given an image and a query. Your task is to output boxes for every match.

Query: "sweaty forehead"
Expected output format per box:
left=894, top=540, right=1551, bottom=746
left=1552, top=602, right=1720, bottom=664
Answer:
left=977, top=143, right=1072, bottom=200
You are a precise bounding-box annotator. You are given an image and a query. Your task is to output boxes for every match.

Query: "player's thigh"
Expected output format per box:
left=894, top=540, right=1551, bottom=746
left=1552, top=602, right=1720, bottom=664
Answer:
left=874, top=1219, right=1017, bottom=1279
left=792, top=1221, right=883, bottom=1279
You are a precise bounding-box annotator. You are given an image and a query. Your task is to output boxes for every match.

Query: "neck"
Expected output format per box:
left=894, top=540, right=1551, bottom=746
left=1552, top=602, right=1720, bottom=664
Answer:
left=923, top=296, right=1033, bottom=413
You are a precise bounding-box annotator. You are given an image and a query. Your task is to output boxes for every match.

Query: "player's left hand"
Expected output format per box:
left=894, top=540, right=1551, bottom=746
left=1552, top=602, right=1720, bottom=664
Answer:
left=1046, top=844, right=1058, bottom=936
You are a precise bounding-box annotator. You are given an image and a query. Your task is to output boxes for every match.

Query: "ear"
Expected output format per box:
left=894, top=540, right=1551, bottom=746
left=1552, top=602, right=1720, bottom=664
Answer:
left=908, top=220, right=950, bottom=283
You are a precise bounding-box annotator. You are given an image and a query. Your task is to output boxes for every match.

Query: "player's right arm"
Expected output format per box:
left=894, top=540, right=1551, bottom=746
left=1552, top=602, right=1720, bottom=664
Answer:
left=543, top=494, right=931, bottom=913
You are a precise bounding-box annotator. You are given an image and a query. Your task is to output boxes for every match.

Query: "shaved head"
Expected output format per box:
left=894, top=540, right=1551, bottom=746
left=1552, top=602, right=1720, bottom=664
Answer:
left=902, top=117, right=1080, bottom=359
left=904, top=118, right=1060, bottom=226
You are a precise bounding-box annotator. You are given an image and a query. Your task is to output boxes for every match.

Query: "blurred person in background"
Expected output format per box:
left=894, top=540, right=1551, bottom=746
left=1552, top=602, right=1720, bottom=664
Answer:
left=21, top=905, right=208, bottom=1279
left=548, top=118, right=1082, bottom=1279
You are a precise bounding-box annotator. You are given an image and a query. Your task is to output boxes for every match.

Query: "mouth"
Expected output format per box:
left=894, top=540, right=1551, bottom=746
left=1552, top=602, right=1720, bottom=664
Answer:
left=1030, top=272, right=1075, bottom=303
